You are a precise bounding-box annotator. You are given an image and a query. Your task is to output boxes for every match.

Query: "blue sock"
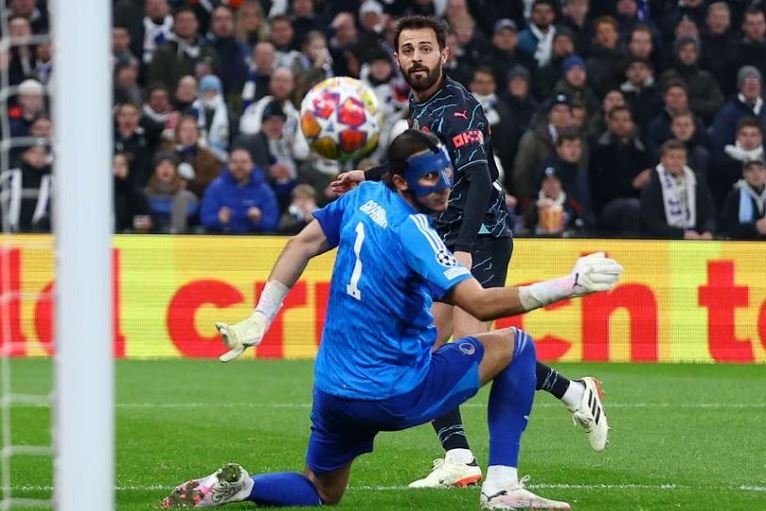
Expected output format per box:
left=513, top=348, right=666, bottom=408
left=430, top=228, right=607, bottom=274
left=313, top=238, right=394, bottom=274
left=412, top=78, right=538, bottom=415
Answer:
left=487, top=329, right=537, bottom=467
left=248, top=472, right=323, bottom=506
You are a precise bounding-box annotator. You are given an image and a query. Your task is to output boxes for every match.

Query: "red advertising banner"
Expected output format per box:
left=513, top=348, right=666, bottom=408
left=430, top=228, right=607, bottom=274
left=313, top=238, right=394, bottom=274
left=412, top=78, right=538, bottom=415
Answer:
left=1, top=235, right=765, bottom=362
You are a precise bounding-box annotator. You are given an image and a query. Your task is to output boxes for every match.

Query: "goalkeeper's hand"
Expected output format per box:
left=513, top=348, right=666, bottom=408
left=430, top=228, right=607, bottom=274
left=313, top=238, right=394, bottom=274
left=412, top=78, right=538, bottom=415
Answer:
left=568, top=252, right=624, bottom=296
left=216, top=311, right=268, bottom=362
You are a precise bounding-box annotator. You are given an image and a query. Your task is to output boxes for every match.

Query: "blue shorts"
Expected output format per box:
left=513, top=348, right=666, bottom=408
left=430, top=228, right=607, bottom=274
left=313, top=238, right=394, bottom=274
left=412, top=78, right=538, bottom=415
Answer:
left=306, top=337, right=484, bottom=474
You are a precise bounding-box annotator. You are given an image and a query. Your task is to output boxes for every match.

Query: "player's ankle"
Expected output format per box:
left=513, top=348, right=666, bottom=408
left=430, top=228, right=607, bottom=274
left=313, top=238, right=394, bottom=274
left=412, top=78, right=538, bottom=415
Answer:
left=483, top=465, right=518, bottom=490
left=445, top=448, right=475, bottom=465
left=562, top=380, right=585, bottom=411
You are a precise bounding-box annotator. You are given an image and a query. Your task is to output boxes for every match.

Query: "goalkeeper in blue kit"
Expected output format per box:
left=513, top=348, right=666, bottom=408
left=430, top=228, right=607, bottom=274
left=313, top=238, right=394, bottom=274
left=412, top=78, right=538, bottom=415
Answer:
left=331, top=15, right=610, bottom=489
left=162, top=129, right=623, bottom=510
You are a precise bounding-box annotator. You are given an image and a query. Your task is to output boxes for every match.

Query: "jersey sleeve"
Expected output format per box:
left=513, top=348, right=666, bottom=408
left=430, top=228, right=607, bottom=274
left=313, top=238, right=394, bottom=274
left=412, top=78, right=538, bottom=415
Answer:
left=312, top=190, right=354, bottom=247
left=439, top=100, right=490, bottom=172
left=400, top=215, right=472, bottom=298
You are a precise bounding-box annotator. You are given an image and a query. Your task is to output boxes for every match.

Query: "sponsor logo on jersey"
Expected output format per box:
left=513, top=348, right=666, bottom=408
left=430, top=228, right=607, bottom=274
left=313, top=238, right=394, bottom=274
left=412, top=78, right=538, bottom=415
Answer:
left=451, top=129, right=484, bottom=148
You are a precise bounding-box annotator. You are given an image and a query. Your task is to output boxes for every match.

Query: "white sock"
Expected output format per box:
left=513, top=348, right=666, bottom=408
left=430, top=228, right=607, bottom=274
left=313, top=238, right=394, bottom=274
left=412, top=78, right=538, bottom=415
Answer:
left=484, top=465, right=518, bottom=490
left=562, top=380, right=585, bottom=411
left=445, top=448, right=475, bottom=464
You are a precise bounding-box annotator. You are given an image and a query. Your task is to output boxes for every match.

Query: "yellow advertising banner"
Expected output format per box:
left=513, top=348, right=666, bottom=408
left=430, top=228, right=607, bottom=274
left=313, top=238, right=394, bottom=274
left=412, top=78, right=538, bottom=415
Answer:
left=1, top=235, right=765, bottom=363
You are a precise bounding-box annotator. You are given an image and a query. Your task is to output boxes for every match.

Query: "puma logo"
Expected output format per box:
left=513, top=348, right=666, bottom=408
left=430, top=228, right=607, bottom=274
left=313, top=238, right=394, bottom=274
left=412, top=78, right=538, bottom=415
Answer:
left=453, top=110, right=468, bottom=120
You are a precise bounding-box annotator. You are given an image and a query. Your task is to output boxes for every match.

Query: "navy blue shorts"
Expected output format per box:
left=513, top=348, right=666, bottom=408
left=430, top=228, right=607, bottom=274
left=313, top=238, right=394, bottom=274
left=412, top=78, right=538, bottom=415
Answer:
left=305, top=337, right=485, bottom=474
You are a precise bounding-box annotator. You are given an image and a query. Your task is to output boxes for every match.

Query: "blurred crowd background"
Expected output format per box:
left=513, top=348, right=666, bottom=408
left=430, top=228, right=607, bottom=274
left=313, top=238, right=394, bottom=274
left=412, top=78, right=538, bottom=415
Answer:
left=2, top=0, right=766, bottom=240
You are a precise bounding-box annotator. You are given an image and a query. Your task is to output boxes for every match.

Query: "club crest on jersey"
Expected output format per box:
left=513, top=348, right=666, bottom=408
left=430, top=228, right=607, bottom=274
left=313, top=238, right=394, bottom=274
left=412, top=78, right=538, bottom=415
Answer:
left=436, top=249, right=457, bottom=267
left=459, top=342, right=476, bottom=355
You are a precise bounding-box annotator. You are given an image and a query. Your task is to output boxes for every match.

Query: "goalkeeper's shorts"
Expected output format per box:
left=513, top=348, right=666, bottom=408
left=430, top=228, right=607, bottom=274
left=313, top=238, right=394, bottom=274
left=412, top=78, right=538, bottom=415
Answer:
left=305, top=337, right=484, bottom=474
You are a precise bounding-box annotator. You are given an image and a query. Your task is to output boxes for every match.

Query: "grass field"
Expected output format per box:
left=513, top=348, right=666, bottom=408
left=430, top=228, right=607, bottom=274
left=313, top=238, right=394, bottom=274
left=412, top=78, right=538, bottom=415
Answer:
left=3, top=359, right=765, bottom=510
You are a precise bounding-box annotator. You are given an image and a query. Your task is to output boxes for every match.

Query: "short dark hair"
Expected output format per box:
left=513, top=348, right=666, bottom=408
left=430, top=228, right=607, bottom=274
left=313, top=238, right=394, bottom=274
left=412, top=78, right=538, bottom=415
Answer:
left=743, top=159, right=766, bottom=172
left=663, top=78, right=688, bottom=95
left=607, top=104, right=632, bottom=120
left=385, top=129, right=443, bottom=186
left=660, top=139, right=688, bottom=156
left=394, top=16, right=448, bottom=51
left=556, top=128, right=581, bottom=146
left=736, top=116, right=762, bottom=135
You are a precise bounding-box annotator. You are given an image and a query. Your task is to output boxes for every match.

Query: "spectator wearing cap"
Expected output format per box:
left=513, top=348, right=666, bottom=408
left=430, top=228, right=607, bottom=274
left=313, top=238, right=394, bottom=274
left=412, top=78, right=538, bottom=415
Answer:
left=644, top=80, right=706, bottom=160
left=239, top=68, right=310, bottom=161
left=143, top=153, right=199, bottom=233
left=9, top=79, right=47, bottom=138
left=533, top=28, right=576, bottom=100
left=721, top=160, right=766, bottom=239
left=553, top=55, right=599, bottom=121
left=735, top=6, right=766, bottom=83
left=292, top=31, right=333, bottom=102
left=497, top=66, right=539, bottom=187
left=710, top=117, right=764, bottom=212
left=660, top=36, right=723, bottom=124
left=513, top=93, right=573, bottom=203
left=701, top=2, right=740, bottom=97
left=241, top=42, right=276, bottom=112
left=234, top=100, right=299, bottom=212
left=589, top=105, right=652, bottom=234
left=586, top=15, right=626, bottom=98
left=148, top=7, right=220, bottom=92
left=518, top=0, right=558, bottom=68
left=524, top=163, right=586, bottom=236
left=194, top=74, right=232, bottom=162
left=206, top=5, right=248, bottom=100
left=620, top=56, right=662, bottom=131
left=640, top=139, right=716, bottom=239
left=709, top=66, right=766, bottom=161
left=200, top=147, right=279, bottom=234
left=482, top=19, right=535, bottom=90
left=0, top=141, right=53, bottom=233
left=162, top=115, right=223, bottom=199
left=561, top=0, right=592, bottom=58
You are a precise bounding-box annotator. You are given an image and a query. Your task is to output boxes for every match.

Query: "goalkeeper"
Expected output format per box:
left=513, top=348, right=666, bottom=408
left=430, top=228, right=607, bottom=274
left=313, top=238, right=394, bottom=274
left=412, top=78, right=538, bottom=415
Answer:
left=162, top=130, right=623, bottom=510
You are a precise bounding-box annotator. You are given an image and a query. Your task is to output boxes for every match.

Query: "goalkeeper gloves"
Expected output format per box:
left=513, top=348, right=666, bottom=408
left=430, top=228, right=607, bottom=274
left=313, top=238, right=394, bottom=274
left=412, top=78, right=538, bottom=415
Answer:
left=518, top=252, right=623, bottom=311
left=216, top=280, right=289, bottom=362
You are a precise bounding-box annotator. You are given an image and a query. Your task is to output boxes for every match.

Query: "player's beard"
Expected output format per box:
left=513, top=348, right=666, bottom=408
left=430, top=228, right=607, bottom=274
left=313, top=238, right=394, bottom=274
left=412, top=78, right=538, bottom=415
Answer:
left=404, top=63, right=442, bottom=92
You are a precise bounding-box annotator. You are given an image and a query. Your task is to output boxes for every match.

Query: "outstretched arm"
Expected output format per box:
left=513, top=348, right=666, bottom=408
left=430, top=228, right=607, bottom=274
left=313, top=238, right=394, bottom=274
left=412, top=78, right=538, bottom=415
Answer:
left=445, top=252, right=623, bottom=321
left=217, top=220, right=333, bottom=361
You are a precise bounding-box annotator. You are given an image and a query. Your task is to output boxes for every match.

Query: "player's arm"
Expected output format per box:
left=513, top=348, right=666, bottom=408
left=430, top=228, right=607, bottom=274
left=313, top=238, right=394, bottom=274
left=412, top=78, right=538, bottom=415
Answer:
left=329, top=163, right=389, bottom=194
left=216, top=220, right=333, bottom=361
left=453, top=162, right=492, bottom=253
left=444, top=252, right=623, bottom=320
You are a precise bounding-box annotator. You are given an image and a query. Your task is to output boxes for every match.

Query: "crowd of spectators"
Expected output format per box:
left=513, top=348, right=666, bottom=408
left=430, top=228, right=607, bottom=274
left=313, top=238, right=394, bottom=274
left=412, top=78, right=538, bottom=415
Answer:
left=2, top=0, right=766, bottom=240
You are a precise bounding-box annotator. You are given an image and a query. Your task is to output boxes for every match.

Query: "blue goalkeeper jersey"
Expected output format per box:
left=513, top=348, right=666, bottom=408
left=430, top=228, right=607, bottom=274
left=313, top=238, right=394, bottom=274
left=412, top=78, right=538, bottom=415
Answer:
left=312, top=181, right=472, bottom=400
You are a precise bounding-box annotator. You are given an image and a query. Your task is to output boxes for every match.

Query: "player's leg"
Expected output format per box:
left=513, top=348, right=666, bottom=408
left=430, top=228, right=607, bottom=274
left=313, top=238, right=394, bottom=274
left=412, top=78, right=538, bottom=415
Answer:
left=473, top=328, right=571, bottom=510
left=412, top=237, right=513, bottom=488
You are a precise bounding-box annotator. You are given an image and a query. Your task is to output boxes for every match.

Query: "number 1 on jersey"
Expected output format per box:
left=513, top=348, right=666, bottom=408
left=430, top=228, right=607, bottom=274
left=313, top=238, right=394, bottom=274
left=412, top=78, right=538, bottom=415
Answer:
left=346, top=222, right=365, bottom=300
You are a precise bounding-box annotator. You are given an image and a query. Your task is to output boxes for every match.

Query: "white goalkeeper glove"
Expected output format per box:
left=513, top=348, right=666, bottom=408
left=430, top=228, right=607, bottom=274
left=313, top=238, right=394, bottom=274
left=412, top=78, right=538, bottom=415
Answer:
left=216, top=280, right=289, bottom=362
left=216, top=311, right=268, bottom=362
left=518, top=252, right=623, bottom=311
left=568, top=251, right=624, bottom=296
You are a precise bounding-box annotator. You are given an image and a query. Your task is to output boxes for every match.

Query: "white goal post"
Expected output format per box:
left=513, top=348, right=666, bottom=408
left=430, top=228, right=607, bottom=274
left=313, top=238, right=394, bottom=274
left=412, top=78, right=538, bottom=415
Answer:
left=52, top=0, right=114, bottom=510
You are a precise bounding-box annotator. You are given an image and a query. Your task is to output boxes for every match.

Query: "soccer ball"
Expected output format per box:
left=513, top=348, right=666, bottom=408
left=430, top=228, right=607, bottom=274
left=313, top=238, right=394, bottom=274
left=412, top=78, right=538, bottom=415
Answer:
left=299, top=77, right=381, bottom=162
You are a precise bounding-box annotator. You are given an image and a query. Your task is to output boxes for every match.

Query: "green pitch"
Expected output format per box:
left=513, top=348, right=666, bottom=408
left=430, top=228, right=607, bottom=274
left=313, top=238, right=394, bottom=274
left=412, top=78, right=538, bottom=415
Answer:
left=4, top=360, right=765, bottom=510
